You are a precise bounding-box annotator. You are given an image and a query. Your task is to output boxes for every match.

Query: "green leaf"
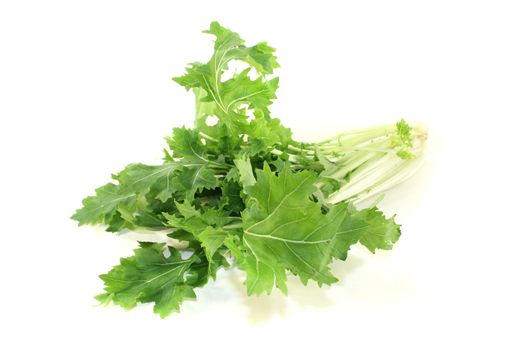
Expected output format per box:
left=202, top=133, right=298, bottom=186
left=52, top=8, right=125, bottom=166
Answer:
left=117, top=206, right=166, bottom=230
left=234, top=157, right=256, bottom=190
left=97, top=243, right=207, bottom=317
left=240, top=163, right=349, bottom=293
left=173, top=21, right=279, bottom=136
left=396, top=119, right=413, bottom=147
left=201, top=208, right=234, bottom=227
left=243, top=42, right=280, bottom=74
left=391, top=119, right=415, bottom=159
left=204, top=21, right=278, bottom=74
left=224, top=235, right=287, bottom=295
left=199, top=226, right=228, bottom=261
left=71, top=183, right=135, bottom=226
left=164, top=211, right=207, bottom=238
left=166, top=230, right=195, bottom=242
left=166, top=127, right=214, bottom=166
left=165, top=205, right=235, bottom=239
left=242, top=113, right=292, bottom=156
left=220, top=70, right=279, bottom=117
left=117, top=162, right=181, bottom=202
left=73, top=162, right=185, bottom=231
left=225, top=167, right=240, bottom=182
left=219, top=180, right=244, bottom=213
left=175, top=200, right=200, bottom=219
left=344, top=205, right=401, bottom=254
left=178, top=165, right=220, bottom=200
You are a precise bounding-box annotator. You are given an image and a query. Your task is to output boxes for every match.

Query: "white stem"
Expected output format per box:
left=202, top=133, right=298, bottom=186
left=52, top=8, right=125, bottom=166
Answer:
left=323, top=124, right=427, bottom=205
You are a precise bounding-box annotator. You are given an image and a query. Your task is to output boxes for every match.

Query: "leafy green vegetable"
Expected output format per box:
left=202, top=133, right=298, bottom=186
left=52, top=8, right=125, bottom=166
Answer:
left=96, top=243, right=217, bottom=317
left=72, top=21, right=427, bottom=317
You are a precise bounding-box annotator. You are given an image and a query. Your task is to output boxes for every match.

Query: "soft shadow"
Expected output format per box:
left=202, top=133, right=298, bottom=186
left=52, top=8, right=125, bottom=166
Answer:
left=229, top=273, right=288, bottom=324
left=230, top=255, right=365, bottom=324
left=330, top=254, right=365, bottom=278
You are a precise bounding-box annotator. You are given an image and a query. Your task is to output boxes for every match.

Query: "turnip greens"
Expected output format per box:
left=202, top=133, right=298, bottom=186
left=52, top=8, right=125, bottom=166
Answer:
left=72, top=22, right=426, bottom=317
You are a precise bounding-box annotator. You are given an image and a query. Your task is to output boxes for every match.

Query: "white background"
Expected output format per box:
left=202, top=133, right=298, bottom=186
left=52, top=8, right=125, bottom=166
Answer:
left=1, top=1, right=524, bottom=349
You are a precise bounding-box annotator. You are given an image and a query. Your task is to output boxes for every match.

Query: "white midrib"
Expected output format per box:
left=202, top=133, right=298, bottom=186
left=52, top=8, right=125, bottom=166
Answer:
left=284, top=241, right=325, bottom=278
left=83, top=192, right=135, bottom=215
left=244, top=230, right=330, bottom=245
left=165, top=166, right=177, bottom=192
left=226, top=89, right=267, bottom=111
left=103, top=260, right=187, bottom=286
left=201, top=74, right=227, bottom=113
left=242, top=237, right=262, bottom=294
left=130, top=163, right=178, bottom=186
left=191, top=167, right=203, bottom=189
left=188, top=144, right=210, bottom=164
left=213, top=44, right=232, bottom=111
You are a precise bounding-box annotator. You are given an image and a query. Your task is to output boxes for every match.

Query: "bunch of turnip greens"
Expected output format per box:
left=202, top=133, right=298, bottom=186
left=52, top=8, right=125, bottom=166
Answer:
left=72, top=21, right=426, bottom=317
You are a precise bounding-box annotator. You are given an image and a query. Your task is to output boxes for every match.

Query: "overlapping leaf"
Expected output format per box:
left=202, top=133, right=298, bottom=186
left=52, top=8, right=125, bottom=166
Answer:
left=173, top=21, right=283, bottom=140
left=71, top=183, right=135, bottom=226
left=117, top=162, right=182, bottom=202
left=239, top=164, right=347, bottom=292
left=96, top=243, right=208, bottom=317
left=72, top=21, right=409, bottom=316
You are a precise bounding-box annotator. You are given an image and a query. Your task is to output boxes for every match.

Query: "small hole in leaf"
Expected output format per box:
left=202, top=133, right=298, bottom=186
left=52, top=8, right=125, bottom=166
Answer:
left=247, top=68, right=259, bottom=80
left=180, top=250, right=194, bottom=260
left=246, top=110, right=255, bottom=122
left=206, top=116, right=219, bottom=126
